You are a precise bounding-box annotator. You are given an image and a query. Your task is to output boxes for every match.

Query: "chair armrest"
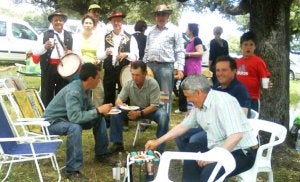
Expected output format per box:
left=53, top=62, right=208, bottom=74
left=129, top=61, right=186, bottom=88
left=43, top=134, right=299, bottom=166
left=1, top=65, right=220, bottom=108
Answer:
left=0, top=136, right=36, bottom=143
left=17, top=117, right=45, bottom=122
left=13, top=120, right=50, bottom=127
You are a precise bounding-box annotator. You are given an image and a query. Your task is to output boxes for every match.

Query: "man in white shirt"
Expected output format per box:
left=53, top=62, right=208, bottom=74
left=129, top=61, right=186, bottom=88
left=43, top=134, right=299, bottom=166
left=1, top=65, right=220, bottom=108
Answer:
left=32, top=10, right=74, bottom=107
left=145, top=75, right=258, bottom=181
left=97, top=11, right=139, bottom=109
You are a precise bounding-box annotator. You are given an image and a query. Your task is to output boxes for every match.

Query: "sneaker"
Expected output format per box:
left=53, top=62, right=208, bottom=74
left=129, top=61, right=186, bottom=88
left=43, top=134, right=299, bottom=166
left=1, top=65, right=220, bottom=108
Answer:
left=109, top=143, right=124, bottom=153
left=174, top=109, right=186, bottom=114
left=64, top=170, right=89, bottom=182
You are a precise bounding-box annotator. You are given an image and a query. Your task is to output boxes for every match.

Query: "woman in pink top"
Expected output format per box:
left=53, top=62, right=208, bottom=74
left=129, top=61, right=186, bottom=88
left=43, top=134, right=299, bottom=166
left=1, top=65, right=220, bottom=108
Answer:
left=175, top=23, right=204, bottom=113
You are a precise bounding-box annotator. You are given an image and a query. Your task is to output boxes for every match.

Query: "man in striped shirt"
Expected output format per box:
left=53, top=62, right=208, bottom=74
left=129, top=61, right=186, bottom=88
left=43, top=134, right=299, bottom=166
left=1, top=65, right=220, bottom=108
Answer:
left=143, top=4, right=185, bottom=116
left=145, top=74, right=258, bottom=181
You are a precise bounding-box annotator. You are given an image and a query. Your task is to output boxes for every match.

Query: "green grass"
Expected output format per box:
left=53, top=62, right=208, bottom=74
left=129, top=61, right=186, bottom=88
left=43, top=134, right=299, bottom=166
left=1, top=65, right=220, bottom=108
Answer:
left=0, top=65, right=300, bottom=181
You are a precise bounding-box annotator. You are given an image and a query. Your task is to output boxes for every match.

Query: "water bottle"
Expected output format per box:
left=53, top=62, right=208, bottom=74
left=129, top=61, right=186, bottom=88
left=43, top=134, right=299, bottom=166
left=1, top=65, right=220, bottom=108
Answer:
left=114, top=152, right=123, bottom=182
left=296, top=130, right=300, bottom=152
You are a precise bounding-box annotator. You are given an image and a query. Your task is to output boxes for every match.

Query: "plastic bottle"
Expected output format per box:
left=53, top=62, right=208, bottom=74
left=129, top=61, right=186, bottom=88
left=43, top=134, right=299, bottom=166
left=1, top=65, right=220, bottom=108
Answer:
left=115, top=152, right=123, bottom=182
left=295, top=129, right=300, bottom=152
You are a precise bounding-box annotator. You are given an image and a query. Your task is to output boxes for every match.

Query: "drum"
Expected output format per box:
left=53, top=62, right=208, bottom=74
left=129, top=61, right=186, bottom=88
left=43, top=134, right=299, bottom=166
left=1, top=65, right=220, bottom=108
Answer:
left=119, top=65, right=154, bottom=87
left=57, top=53, right=82, bottom=81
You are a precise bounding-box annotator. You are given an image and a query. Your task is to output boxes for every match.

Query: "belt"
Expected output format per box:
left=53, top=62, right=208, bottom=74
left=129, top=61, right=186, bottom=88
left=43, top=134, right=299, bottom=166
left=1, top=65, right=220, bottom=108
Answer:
left=148, top=61, right=172, bottom=64
left=49, top=59, right=60, bottom=65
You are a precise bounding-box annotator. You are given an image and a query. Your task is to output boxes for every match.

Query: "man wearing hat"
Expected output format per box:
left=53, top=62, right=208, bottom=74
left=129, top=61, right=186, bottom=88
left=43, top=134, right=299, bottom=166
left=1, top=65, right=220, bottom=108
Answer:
left=97, top=11, right=139, bottom=111
left=143, top=4, right=185, bottom=117
left=32, top=10, right=74, bottom=107
left=88, top=4, right=108, bottom=37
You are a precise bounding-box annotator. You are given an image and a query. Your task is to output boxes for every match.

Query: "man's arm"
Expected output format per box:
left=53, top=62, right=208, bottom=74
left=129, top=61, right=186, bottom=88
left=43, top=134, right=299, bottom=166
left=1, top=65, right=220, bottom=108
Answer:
left=145, top=123, right=189, bottom=150
left=222, top=132, right=243, bottom=151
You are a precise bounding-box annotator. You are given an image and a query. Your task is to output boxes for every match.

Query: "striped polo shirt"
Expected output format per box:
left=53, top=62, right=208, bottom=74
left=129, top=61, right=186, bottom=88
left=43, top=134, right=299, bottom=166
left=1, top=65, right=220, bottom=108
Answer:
left=181, top=90, right=258, bottom=151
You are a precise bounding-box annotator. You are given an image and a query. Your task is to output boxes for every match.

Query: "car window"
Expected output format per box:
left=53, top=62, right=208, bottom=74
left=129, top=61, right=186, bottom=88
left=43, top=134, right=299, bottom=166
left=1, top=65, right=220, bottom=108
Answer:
left=12, top=23, right=37, bottom=41
left=0, top=21, right=6, bottom=36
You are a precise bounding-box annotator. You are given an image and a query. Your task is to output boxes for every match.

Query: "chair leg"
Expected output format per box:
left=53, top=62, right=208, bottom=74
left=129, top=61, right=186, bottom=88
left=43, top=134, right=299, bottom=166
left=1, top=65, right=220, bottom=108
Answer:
left=133, top=121, right=140, bottom=146
left=52, top=155, right=61, bottom=182
left=1, top=160, right=14, bottom=182
left=268, top=171, right=274, bottom=182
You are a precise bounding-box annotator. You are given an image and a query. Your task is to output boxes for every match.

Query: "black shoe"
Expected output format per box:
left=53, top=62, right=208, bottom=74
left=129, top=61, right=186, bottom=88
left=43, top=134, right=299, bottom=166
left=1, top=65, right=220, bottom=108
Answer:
left=95, top=153, right=112, bottom=163
left=64, top=170, right=89, bottom=182
left=140, top=119, right=151, bottom=132
left=109, top=143, right=124, bottom=153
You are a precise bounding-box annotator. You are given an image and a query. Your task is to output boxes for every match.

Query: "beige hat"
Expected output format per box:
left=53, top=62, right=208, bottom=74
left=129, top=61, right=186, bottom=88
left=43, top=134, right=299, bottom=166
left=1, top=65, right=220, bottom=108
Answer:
left=153, top=4, right=173, bottom=15
left=88, top=4, right=100, bottom=10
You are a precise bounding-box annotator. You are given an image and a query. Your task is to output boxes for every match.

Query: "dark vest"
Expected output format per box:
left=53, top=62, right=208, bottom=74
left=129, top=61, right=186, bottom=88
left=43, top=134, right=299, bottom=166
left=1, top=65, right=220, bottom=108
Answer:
left=40, top=30, right=73, bottom=70
left=103, top=31, right=131, bottom=72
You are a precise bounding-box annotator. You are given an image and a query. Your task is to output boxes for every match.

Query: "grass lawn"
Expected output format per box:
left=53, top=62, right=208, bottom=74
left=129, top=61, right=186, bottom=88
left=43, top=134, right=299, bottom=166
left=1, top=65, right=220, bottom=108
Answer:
left=0, top=65, right=299, bottom=181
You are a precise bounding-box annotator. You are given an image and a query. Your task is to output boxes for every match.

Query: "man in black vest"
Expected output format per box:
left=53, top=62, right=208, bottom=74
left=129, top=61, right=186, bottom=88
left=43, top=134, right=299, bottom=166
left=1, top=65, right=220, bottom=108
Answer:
left=98, top=11, right=139, bottom=107
left=32, top=10, right=73, bottom=107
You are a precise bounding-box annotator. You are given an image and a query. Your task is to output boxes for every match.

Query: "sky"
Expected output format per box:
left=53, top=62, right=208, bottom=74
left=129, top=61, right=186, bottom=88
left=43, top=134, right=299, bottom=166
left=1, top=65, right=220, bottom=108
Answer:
left=178, top=9, right=242, bottom=45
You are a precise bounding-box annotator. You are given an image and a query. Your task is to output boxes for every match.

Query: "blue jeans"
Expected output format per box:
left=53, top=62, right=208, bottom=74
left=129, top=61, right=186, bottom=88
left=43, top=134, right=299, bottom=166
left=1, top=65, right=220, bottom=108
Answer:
left=48, top=117, right=109, bottom=172
left=110, top=108, right=169, bottom=152
left=182, top=143, right=257, bottom=182
left=147, top=62, right=174, bottom=117
left=175, top=128, right=207, bottom=151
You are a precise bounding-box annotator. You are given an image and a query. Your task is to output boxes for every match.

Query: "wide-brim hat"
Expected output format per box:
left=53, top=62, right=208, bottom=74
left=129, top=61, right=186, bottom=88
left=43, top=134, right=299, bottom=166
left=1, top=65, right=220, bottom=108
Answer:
left=88, top=4, right=100, bottom=10
left=108, top=12, right=126, bottom=20
left=153, top=4, right=173, bottom=15
left=48, top=10, right=68, bottom=22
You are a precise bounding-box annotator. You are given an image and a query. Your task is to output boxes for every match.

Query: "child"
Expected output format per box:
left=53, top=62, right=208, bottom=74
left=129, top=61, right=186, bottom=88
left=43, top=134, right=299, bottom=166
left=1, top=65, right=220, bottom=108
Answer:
left=236, top=31, right=270, bottom=112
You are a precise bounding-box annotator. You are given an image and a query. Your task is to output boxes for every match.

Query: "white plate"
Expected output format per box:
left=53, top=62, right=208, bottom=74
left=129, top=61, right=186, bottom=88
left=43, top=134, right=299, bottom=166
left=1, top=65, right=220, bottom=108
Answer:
left=108, top=109, right=121, bottom=115
left=119, top=105, right=140, bottom=111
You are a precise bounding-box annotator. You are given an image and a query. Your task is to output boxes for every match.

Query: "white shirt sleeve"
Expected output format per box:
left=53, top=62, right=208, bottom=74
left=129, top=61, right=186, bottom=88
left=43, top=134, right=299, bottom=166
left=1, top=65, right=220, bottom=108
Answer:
left=127, top=36, right=139, bottom=61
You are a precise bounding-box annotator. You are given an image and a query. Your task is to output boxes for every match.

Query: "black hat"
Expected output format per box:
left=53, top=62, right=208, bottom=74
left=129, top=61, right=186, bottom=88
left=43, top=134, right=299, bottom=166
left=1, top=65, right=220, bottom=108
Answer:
left=48, top=10, right=68, bottom=22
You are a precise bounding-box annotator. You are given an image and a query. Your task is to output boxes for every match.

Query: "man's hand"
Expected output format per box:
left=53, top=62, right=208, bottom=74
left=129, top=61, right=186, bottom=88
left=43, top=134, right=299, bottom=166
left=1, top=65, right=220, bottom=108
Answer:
left=44, top=40, right=53, bottom=50
left=127, top=110, right=140, bottom=120
left=97, top=103, right=113, bottom=116
left=117, top=52, right=128, bottom=62
left=105, top=47, right=113, bottom=56
left=197, top=160, right=213, bottom=167
left=145, top=139, right=159, bottom=151
left=174, top=70, right=184, bottom=80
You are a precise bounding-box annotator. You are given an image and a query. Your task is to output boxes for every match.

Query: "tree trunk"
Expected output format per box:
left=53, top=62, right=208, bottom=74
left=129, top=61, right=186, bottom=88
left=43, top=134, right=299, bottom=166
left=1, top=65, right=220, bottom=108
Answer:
left=249, top=0, right=291, bottom=128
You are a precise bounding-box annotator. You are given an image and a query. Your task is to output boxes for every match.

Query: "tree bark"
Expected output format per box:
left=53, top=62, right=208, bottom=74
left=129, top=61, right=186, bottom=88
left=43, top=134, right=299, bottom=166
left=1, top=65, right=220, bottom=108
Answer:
left=249, top=0, right=291, bottom=127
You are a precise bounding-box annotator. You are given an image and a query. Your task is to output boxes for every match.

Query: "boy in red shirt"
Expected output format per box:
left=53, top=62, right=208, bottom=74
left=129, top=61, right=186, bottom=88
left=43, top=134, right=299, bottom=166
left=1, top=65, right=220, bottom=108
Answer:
left=236, top=31, right=271, bottom=112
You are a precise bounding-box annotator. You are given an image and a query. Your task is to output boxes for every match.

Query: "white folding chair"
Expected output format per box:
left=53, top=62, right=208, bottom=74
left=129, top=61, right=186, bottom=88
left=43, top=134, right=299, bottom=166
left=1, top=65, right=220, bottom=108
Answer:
left=0, top=101, right=62, bottom=182
left=237, top=119, right=287, bottom=182
left=152, top=147, right=236, bottom=182
left=132, top=119, right=151, bottom=146
left=249, top=109, right=259, bottom=119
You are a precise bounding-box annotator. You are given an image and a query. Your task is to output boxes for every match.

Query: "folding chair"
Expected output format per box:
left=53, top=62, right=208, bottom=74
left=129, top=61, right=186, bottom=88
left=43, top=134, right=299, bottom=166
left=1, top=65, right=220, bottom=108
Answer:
left=237, top=119, right=287, bottom=182
left=153, top=147, right=236, bottom=182
left=0, top=102, right=62, bottom=182
left=132, top=119, right=151, bottom=146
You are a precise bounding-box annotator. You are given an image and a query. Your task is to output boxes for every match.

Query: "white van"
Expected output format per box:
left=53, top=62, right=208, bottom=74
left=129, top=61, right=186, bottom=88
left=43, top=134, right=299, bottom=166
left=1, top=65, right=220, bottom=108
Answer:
left=0, top=16, right=38, bottom=62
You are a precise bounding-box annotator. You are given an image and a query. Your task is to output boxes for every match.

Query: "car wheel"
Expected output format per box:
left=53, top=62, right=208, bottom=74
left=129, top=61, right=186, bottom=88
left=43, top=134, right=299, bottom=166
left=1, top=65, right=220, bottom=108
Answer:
left=290, top=70, right=295, bottom=80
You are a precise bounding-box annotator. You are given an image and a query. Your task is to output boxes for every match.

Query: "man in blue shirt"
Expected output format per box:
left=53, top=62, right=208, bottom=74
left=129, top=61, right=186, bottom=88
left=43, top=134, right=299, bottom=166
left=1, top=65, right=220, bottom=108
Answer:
left=175, top=55, right=251, bottom=151
left=44, top=63, right=113, bottom=181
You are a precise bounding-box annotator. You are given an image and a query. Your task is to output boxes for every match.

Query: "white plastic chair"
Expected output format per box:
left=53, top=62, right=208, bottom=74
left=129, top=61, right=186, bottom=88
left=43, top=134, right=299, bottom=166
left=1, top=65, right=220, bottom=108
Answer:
left=237, top=119, right=287, bottom=182
left=249, top=109, right=259, bottom=119
left=152, top=147, right=236, bottom=182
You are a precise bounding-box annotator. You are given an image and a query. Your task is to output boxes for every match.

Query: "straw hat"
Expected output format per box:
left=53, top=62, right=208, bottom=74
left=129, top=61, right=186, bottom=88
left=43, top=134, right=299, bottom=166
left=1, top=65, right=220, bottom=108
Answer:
left=153, top=4, right=173, bottom=15
left=88, top=4, right=100, bottom=10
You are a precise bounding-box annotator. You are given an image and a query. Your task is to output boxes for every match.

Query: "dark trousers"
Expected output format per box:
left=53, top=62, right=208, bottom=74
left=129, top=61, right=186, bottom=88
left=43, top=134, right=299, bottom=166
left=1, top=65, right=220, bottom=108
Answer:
left=41, top=64, right=68, bottom=107
left=182, top=143, right=257, bottom=182
left=251, top=99, right=259, bottom=112
left=178, top=76, right=187, bottom=112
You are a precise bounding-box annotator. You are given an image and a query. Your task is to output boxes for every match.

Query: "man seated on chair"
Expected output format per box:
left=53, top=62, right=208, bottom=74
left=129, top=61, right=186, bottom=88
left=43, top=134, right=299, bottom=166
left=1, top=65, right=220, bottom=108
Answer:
left=145, top=74, right=258, bottom=181
left=109, top=61, right=169, bottom=153
left=44, top=63, right=112, bottom=181
left=176, top=55, right=251, bottom=152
